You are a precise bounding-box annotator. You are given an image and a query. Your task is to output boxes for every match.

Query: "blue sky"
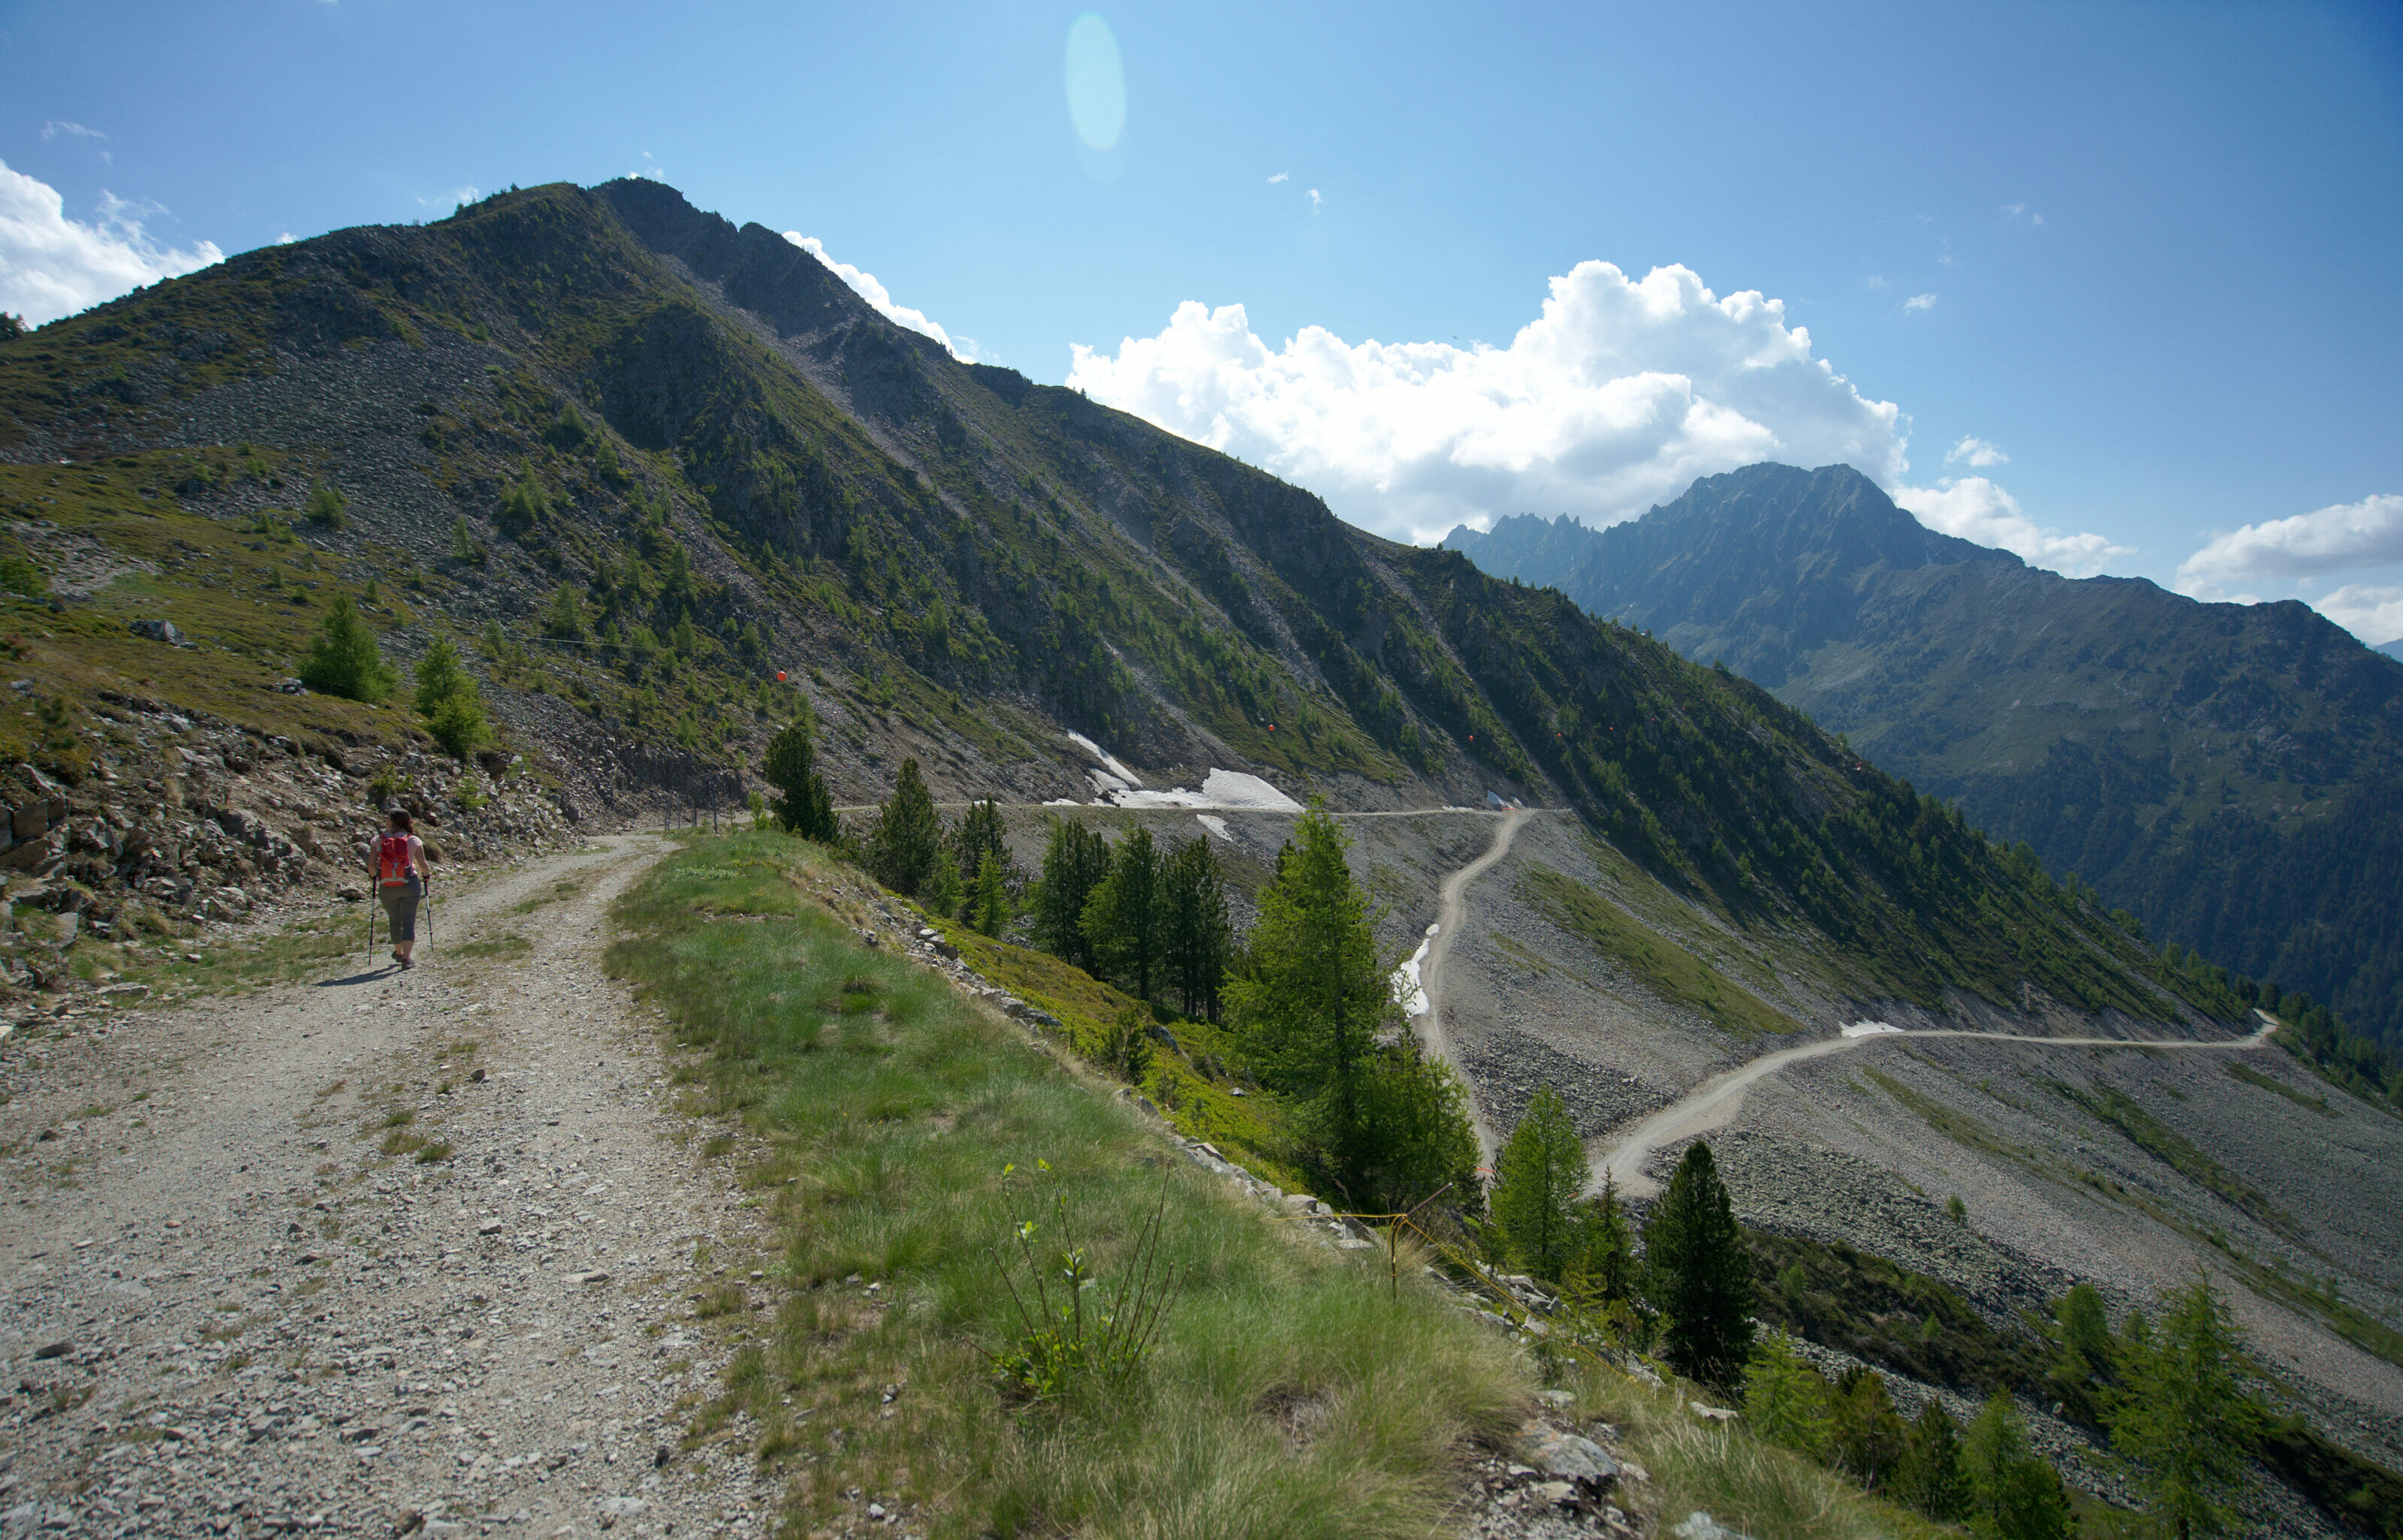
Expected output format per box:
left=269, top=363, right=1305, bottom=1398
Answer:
left=6, top=2, right=2402, bottom=634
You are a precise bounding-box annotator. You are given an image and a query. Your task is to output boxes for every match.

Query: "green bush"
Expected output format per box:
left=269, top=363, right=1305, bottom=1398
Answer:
left=762, top=721, right=837, bottom=841
left=298, top=594, right=397, bottom=703
left=1642, top=1141, right=1755, bottom=1388
left=303, top=484, right=347, bottom=529
left=412, top=637, right=488, bottom=759
left=0, top=555, right=45, bottom=597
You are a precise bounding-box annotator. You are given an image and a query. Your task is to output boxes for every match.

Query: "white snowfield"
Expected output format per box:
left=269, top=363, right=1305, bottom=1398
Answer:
left=1194, top=815, right=1232, bottom=841
left=1840, top=1020, right=1904, bottom=1038
left=1059, top=735, right=1302, bottom=812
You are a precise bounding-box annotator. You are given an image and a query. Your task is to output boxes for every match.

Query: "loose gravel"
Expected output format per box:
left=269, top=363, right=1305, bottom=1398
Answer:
left=0, top=835, right=789, bottom=1538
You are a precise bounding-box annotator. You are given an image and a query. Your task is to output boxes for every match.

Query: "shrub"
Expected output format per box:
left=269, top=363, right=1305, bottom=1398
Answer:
left=0, top=555, right=45, bottom=597
left=303, top=484, right=347, bottom=529
left=497, top=470, right=547, bottom=538
left=540, top=583, right=586, bottom=641
left=298, top=595, right=397, bottom=703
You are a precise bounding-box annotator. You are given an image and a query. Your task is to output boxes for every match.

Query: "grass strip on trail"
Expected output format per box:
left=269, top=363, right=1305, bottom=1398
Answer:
left=603, top=832, right=1530, bottom=1538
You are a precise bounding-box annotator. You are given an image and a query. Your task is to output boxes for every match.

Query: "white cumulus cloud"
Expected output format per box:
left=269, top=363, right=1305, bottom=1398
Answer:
left=0, top=161, right=222, bottom=326
left=782, top=232, right=966, bottom=360
left=1267, top=171, right=1289, bottom=184
left=1065, top=260, right=1915, bottom=544
left=1946, top=435, right=2007, bottom=467
left=2309, top=583, right=2403, bottom=645
left=1904, top=292, right=1938, bottom=312
left=1892, top=476, right=2131, bottom=578
left=2175, top=493, right=2403, bottom=598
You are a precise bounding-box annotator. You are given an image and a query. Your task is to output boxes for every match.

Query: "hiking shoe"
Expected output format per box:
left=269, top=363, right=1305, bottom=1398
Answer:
left=400, top=956, right=414, bottom=970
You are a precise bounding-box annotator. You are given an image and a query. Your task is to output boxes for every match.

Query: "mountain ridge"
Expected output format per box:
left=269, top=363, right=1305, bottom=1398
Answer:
left=1447, top=464, right=2403, bottom=1054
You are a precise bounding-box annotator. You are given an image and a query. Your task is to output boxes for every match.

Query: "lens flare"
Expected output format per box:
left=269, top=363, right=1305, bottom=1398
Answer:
left=1065, top=14, right=1126, bottom=152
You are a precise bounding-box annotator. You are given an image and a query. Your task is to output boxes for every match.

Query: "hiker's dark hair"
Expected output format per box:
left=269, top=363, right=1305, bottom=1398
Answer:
left=387, top=809, right=414, bottom=832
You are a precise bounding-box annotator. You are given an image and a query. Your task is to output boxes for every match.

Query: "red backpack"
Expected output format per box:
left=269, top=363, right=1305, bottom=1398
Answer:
left=377, top=833, right=415, bottom=887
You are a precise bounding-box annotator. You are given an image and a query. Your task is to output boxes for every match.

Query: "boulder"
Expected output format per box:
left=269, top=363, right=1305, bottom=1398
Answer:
left=1521, top=1426, right=1618, bottom=1484
left=127, top=617, right=184, bottom=645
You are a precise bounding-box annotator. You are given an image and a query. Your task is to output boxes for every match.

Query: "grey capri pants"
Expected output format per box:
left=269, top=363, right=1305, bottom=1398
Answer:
left=380, top=878, right=423, bottom=942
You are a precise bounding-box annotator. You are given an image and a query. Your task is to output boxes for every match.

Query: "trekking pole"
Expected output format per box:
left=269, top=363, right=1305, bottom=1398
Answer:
left=365, top=857, right=377, bottom=958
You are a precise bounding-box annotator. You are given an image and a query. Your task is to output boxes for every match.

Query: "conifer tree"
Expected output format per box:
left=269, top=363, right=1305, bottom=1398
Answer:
left=864, top=758, right=944, bottom=899
left=951, top=798, right=1012, bottom=890
left=969, top=851, right=1012, bottom=936
left=1084, top=826, right=1162, bottom=1000
left=1829, top=1367, right=1908, bottom=1491
left=1742, top=1331, right=1830, bottom=1457
left=2106, top=1274, right=2261, bottom=1540
left=1490, top=1084, right=1586, bottom=1282
left=1352, top=1038, right=1480, bottom=1212
left=1033, top=818, right=1111, bottom=973
left=299, top=593, right=398, bottom=703
left=762, top=721, right=837, bottom=840
left=1641, top=1141, right=1754, bottom=1388
left=412, top=637, right=488, bottom=758
left=1893, top=1400, right=1973, bottom=1523
left=1964, top=1391, right=2073, bottom=1540
left=1160, top=835, right=1231, bottom=1020
left=1578, top=1173, right=1639, bottom=1305
left=1226, top=806, right=1387, bottom=1171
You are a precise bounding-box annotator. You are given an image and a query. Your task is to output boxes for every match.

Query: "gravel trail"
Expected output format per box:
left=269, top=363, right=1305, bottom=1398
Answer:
left=1590, top=1017, right=2282, bottom=1198
left=1409, top=809, right=1524, bottom=1167
left=0, top=834, right=788, bottom=1539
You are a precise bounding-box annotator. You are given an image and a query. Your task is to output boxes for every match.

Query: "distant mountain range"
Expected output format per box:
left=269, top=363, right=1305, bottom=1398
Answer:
left=1448, top=464, right=2403, bottom=1052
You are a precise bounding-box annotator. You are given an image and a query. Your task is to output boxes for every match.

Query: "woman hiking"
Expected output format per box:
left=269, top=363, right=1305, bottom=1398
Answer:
left=375, top=808, right=433, bottom=970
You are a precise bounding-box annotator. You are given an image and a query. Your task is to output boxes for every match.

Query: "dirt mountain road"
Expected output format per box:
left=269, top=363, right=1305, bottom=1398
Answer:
left=1590, top=1017, right=2283, bottom=1198
left=0, top=835, right=787, bottom=1539
left=1408, top=809, right=1526, bottom=1168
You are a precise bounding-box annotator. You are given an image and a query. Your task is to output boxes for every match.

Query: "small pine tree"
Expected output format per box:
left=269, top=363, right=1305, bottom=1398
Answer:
left=1742, top=1330, right=1830, bottom=1457
left=1828, top=1367, right=1909, bottom=1492
left=1160, top=836, right=1231, bottom=1020
left=1489, top=1084, right=1587, bottom=1282
left=969, top=851, right=1012, bottom=936
left=1033, top=819, right=1111, bottom=972
left=864, top=758, right=944, bottom=898
left=298, top=594, right=397, bottom=703
left=1084, top=826, right=1162, bottom=1002
left=925, top=848, right=964, bottom=921
left=1893, top=1400, right=1973, bottom=1523
left=303, top=484, right=348, bottom=529
left=498, top=469, right=547, bottom=538
left=761, top=722, right=837, bottom=840
left=541, top=584, right=586, bottom=640
left=450, top=517, right=480, bottom=564
left=2105, top=1274, right=2261, bottom=1540
left=1576, top=1172, right=1639, bottom=1304
left=1102, top=1001, right=1153, bottom=1086
left=412, top=637, right=487, bottom=759
left=480, top=619, right=508, bottom=659
left=1351, top=1038, right=1480, bottom=1213
left=1642, top=1141, right=1755, bottom=1388
left=1964, top=1391, right=2074, bottom=1540
left=951, top=797, right=1011, bottom=888
left=595, top=433, right=629, bottom=487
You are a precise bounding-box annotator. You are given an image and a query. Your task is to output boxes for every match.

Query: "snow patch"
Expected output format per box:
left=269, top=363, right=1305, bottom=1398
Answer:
left=1391, top=937, right=1432, bottom=1017
left=1841, top=1020, right=1904, bottom=1038
left=1097, top=767, right=1304, bottom=812
left=1195, top=815, right=1231, bottom=841
left=1065, top=731, right=1144, bottom=788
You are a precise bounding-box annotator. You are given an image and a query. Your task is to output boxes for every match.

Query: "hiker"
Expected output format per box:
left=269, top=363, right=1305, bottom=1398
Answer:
left=375, top=808, right=432, bottom=970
